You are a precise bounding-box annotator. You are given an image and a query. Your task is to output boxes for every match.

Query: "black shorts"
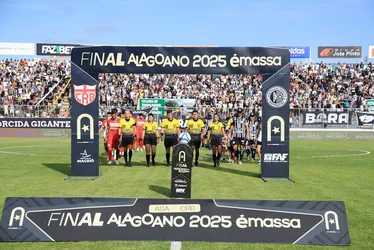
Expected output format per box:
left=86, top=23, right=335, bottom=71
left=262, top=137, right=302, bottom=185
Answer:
left=257, top=141, right=262, bottom=146
left=248, top=139, right=256, bottom=146
left=189, top=134, right=201, bottom=148
left=164, top=134, right=178, bottom=148
left=211, top=134, right=222, bottom=146
left=228, top=146, right=234, bottom=151
left=122, top=134, right=134, bottom=146
left=144, top=134, right=157, bottom=146
left=232, top=137, right=246, bottom=146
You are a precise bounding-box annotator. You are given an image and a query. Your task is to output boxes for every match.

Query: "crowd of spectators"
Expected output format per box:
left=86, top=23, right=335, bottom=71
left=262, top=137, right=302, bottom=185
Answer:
left=0, top=58, right=70, bottom=117
left=1, top=58, right=374, bottom=121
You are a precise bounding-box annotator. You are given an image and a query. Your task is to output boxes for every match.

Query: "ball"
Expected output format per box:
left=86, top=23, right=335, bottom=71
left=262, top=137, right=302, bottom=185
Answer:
left=179, top=132, right=191, bottom=144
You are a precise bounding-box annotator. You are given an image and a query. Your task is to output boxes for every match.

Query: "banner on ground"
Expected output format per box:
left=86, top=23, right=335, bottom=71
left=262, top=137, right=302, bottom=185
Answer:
left=302, top=110, right=352, bottom=125
left=356, top=111, right=374, bottom=126
left=138, top=98, right=196, bottom=116
left=367, top=99, right=374, bottom=112
left=36, top=43, right=82, bottom=56
left=285, top=46, right=311, bottom=59
left=369, top=46, right=374, bottom=59
left=0, top=198, right=350, bottom=245
left=0, top=43, right=35, bottom=56
left=317, top=46, right=362, bottom=58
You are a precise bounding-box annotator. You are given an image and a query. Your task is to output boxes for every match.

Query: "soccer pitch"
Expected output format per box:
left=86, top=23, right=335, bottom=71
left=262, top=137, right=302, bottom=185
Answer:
left=0, top=138, right=373, bottom=250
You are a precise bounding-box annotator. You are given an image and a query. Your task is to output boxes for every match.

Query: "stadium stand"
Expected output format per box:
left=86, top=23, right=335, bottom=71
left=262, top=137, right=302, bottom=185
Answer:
left=1, top=59, right=373, bottom=126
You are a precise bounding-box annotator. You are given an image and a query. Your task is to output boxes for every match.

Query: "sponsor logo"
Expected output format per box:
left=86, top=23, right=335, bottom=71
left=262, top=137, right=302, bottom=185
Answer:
left=77, top=150, right=95, bottom=164
left=325, top=133, right=351, bottom=140
left=263, top=153, right=288, bottom=163
left=74, top=85, right=97, bottom=106
left=305, top=113, right=349, bottom=124
left=178, top=151, right=186, bottom=162
left=77, top=114, right=94, bottom=143
left=176, top=188, right=186, bottom=194
left=324, top=211, right=340, bottom=233
left=175, top=179, right=187, bottom=184
left=0, top=43, right=35, bottom=56
left=318, top=46, right=362, bottom=58
left=285, top=46, right=311, bottom=58
left=358, top=115, right=374, bottom=123
left=247, top=217, right=300, bottom=228
left=369, top=46, right=374, bottom=59
left=37, top=44, right=81, bottom=56
left=174, top=184, right=188, bottom=188
left=8, top=207, right=25, bottom=230
left=266, top=86, right=288, bottom=109
left=319, top=48, right=334, bottom=57
left=267, top=116, right=285, bottom=143
left=42, top=130, right=69, bottom=138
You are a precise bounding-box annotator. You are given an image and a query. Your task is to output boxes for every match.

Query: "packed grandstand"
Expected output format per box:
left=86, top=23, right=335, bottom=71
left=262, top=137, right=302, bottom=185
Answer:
left=0, top=58, right=373, bottom=127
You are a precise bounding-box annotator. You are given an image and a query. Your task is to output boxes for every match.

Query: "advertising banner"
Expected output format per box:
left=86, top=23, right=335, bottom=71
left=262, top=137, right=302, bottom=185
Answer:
left=70, top=64, right=100, bottom=177
left=71, top=46, right=290, bottom=179
left=317, top=46, right=362, bottom=58
left=139, top=98, right=196, bottom=116
left=0, top=43, right=35, bottom=55
left=0, top=197, right=350, bottom=245
left=356, top=111, right=374, bottom=126
left=290, top=130, right=374, bottom=140
left=171, top=144, right=193, bottom=198
left=0, top=118, right=71, bottom=128
left=369, top=46, right=374, bottom=59
left=367, top=99, right=374, bottom=112
left=285, top=46, right=311, bottom=58
left=138, top=98, right=165, bottom=115
left=302, top=110, right=352, bottom=125
left=261, top=66, right=290, bottom=179
left=36, top=43, right=82, bottom=56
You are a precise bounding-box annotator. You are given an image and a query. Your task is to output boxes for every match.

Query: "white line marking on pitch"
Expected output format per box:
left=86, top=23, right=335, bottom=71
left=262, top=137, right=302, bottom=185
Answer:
left=293, top=150, right=371, bottom=159
left=170, top=241, right=182, bottom=250
left=0, top=145, right=69, bottom=158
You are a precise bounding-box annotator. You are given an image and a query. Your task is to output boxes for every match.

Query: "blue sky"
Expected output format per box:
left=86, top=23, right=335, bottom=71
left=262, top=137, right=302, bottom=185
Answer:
left=0, top=0, right=373, bottom=62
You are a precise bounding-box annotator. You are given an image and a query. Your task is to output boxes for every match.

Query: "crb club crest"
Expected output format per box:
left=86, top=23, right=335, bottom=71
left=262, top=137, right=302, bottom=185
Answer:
left=74, top=85, right=97, bottom=106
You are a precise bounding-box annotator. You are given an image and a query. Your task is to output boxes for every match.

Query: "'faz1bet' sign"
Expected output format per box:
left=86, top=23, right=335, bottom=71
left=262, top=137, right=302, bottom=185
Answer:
left=36, top=43, right=82, bottom=56
left=0, top=197, right=350, bottom=245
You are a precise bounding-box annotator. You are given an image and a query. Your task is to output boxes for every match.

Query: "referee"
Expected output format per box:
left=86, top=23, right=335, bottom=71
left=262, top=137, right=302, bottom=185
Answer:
left=186, top=110, right=205, bottom=166
left=143, top=113, right=159, bottom=167
left=160, top=110, right=181, bottom=166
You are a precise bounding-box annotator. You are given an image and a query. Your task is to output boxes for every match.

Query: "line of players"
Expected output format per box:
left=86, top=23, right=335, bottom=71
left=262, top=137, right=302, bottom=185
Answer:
left=100, top=108, right=262, bottom=167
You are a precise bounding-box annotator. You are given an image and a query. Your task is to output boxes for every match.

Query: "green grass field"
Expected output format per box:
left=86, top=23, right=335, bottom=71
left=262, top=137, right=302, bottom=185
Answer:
left=0, top=138, right=373, bottom=250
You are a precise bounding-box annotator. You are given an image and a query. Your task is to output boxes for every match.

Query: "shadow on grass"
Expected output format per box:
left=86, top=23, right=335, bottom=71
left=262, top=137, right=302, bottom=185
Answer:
left=43, top=163, right=71, bottom=176
left=198, top=155, right=259, bottom=178
left=149, top=185, right=170, bottom=198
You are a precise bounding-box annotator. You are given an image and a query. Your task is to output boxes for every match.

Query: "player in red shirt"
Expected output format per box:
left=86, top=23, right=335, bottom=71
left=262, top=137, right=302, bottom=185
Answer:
left=135, top=114, right=145, bottom=151
left=106, top=109, right=121, bottom=165
left=99, top=112, right=112, bottom=157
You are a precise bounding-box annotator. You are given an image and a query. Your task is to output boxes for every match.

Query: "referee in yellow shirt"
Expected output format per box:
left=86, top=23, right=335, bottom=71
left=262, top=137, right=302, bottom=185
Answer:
left=118, top=110, right=137, bottom=167
left=160, top=110, right=181, bottom=166
left=185, top=110, right=205, bottom=166
left=142, top=113, right=159, bottom=167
